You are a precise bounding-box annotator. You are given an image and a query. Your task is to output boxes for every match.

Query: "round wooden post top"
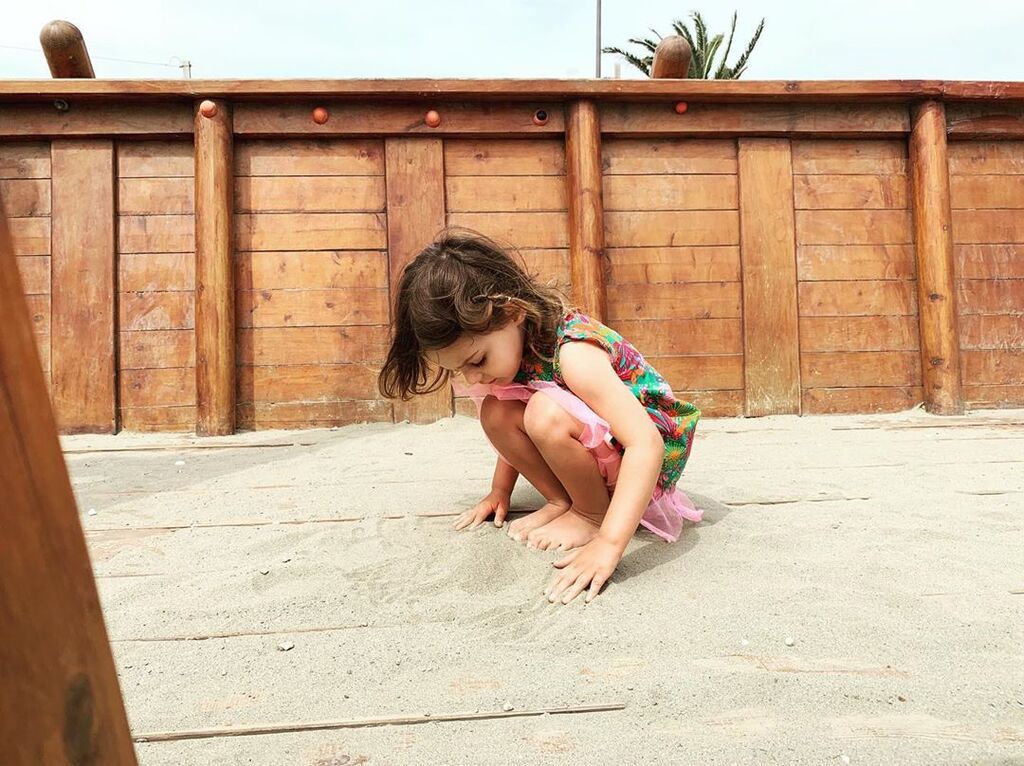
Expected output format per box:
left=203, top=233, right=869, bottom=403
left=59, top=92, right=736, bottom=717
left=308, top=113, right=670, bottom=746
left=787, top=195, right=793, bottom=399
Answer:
left=312, top=106, right=329, bottom=124
left=199, top=100, right=218, bottom=118
left=39, top=20, right=96, bottom=78
left=651, top=35, right=692, bottom=79
left=424, top=110, right=441, bottom=128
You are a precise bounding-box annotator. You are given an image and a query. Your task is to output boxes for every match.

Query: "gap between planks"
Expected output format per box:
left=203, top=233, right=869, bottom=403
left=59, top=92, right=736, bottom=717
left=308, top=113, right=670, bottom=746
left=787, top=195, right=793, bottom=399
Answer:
left=132, top=702, right=627, bottom=743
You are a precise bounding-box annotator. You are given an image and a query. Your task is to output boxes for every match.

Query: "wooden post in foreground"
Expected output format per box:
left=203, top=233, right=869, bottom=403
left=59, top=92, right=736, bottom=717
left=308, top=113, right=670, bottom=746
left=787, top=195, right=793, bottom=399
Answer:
left=39, top=20, right=96, bottom=78
left=565, top=100, right=607, bottom=321
left=194, top=100, right=236, bottom=435
left=909, top=100, right=963, bottom=414
left=651, top=35, right=692, bottom=79
left=0, top=208, right=137, bottom=764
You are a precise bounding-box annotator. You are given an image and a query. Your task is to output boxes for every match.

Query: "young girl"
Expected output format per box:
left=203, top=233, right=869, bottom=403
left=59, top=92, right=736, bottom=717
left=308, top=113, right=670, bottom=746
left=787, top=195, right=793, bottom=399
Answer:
left=378, top=231, right=701, bottom=605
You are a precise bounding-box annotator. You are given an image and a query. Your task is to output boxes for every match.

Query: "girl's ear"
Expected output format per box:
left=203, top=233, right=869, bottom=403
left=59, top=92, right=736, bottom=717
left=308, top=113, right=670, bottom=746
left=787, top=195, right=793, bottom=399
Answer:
left=512, top=305, right=527, bottom=326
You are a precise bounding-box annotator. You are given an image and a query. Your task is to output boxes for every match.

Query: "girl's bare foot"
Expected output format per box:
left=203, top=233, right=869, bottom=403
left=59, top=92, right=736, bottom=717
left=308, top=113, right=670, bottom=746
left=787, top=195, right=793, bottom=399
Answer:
left=506, top=500, right=570, bottom=543
left=527, top=509, right=600, bottom=551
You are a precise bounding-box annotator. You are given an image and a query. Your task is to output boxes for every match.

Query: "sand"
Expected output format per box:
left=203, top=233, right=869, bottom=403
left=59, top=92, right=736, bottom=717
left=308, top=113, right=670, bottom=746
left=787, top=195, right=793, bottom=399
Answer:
left=67, top=409, right=1024, bottom=765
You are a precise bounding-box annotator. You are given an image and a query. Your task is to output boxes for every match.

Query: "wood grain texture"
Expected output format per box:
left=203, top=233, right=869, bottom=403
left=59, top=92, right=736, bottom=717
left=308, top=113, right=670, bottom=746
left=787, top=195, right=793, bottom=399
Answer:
left=50, top=140, right=116, bottom=433
left=602, top=139, right=737, bottom=175
left=385, top=138, right=451, bottom=422
left=566, top=101, right=607, bottom=320
left=0, top=103, right=192, bottom=138
left=738, top=139, right=800, bottom=415
left=0, top=196, right=138, bottom=766
left=445, top=139, right=565, bottom=176
left=910, top=101, right=964, bottom=414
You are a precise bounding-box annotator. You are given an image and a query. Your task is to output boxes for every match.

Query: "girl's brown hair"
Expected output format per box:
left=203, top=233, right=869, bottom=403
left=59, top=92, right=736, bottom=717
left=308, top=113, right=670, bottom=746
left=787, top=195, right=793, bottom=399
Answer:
left=378, top=230, right=568, bottom=400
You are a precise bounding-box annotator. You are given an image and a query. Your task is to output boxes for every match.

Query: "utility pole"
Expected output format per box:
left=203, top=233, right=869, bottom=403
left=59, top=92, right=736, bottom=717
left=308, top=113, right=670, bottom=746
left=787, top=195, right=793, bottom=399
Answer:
left=595, top=0, right=602, bottom=77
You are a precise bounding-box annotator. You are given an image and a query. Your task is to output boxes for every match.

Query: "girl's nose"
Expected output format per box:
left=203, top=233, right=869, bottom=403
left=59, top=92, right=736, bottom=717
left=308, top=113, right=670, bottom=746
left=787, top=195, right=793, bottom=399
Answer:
left=464, top=369, right=482, bottom=384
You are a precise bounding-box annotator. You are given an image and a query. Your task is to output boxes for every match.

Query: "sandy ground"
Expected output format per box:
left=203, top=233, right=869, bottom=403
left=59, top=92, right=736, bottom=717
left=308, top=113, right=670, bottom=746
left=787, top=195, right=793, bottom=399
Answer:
left=66, top=409, right=1024, bottom=766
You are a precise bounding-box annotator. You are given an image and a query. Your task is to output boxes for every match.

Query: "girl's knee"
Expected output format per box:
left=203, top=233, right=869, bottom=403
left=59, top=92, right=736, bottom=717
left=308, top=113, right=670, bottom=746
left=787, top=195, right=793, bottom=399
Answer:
left=522, top=393, right=571, bottom=442
left=480, top=395, right=523, bottom=435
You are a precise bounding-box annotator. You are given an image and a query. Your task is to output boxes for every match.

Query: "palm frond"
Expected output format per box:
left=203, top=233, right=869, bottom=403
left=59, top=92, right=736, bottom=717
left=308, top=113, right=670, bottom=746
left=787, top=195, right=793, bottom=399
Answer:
left=692, top=11, right=709, bottom=56
left=725, top=18, right=765, bottom=79
left=627, top=36, right=660, bottom=54
left=603, top=48, right=653, bottom=77
left=702, top=33, right=724, bottom=78
left=714, top=12, right=739, bottom=79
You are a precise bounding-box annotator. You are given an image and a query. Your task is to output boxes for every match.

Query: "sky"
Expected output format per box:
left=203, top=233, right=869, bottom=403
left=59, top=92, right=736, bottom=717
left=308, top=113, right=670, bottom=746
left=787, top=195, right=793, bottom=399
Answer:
left=3, top=0, right=1024, bottom=81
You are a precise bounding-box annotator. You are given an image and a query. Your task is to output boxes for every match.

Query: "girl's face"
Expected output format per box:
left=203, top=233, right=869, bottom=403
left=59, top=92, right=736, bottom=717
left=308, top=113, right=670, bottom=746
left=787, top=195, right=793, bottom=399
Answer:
left=430, top=314, right=526, bottom=386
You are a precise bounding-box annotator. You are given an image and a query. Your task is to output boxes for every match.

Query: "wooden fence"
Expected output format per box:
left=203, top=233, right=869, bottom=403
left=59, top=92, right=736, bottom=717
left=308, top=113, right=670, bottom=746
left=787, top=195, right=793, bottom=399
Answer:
left=2, top=80, right=1023, bottom=434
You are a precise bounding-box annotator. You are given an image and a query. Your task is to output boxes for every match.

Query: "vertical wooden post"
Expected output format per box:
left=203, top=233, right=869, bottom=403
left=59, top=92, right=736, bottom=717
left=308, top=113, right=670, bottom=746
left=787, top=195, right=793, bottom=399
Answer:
left=565, top=100, right=607, bottom=321
left=909, top=100, right=964, bottom=415
left=651, top=35, right=692, bottom=79
left=0, top=208, right=138, bottom=765
left=385, top=137, right=452, bottom=423
left=738, top=138, right=801, bottom=416
left=50, top=140, right=117, bottom=433
left=39, top=20, right=96, bottom=78
left=194, top=100, right=236, bottom=435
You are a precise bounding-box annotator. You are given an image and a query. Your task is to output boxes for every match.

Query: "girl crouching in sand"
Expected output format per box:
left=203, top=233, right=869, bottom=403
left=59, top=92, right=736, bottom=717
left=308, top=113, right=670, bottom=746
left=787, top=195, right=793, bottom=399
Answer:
left=378, top=232, right=701, bottom=605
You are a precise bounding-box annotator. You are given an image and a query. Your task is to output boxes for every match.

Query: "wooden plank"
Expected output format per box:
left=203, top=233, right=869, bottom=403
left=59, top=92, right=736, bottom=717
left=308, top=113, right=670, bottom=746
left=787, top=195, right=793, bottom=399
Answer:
left=117, top=141, right=193, bottom=178
left=0, top=141, right=51, bottom=178
left=600, top=103, right=910, bottom=137
left=234, top=139, right=385, bottom=176
left=957, top=279, right=1024, bottom=315
left=910, top=101, right=963, bottom=414
left=607, top=282, right=742, bottom=320
left=797, top=245, right=916, bottom=281
left=119, top=330, right=195, bottom=369
left=194, top=100, right=236, bottom=437
left=959, top=315, right=1024, bottom=349
left=519, top=248, right=570, bottom=286
left=610, top=318, right=743, bottom=356
left=447, top=211, right=569, bottom=249
left=237, top=399, right=392, bottom=429
left=607, top=246, right=741, bottom=284
left=237, top=288, right=389, bottom=328
left=961, top=350, right=1024, bottom=385
left=791, top=140, right=907, bottom=174
left=603, top=174, right=737, bottom=211
left=798, top=280, right=918, bottom=316
left=118, top=177, right=193, bottom=215
left=739, top=138, right=800, bottom=416
left=119, top=252, right=194, bottom=292
left=35, top=333, right=51, bottom=370
left=119, top=215, right=194, bottom=253
left=120, top=367, right=196, bottom=408
left=121, top=406, right=196, bottom=432
left=236, top=251, right=387, bottom=291
left=444, top=139, right=565, bottom=176
left=956, top=244, right=1024, bottom=278
left=950, top=174, right=1024, bottom=209
left=948, top=141, right=1024, bottom=175
left=602, top=139, right=737, bottom=175
left=0, top=103, right=193, bottom=138
left=802, top=386, right=922, bottom=414
left=445, top=176, right=566, bottom=212
left=801, top=351, right=922, bottom=388
left=0, top=179, right=51, bottom=216
left=947, top=115, right=1024, bottom=140
left=799, top=316, right=920, bottom=352
left=235, top=175, right=386, bottom=213
left=678, top=389, right=744, bottom=417
left=566, top=100, right=607, bottom=320
left=952, top=209, right=1024, bottom=243
left=50, top=140, right=116, bottom=433
left=604, top=210, right=739, bottom=247
left=0, top=211, right=138, bottom=766
left=8, top=217, right=50, bottom=255
left=385, top=137, right=451, bottom=423
left=25, top=295, right=50, bottom=334
left=963, top=385, right=1024, bottom=409
left=235, top=212, right=387, bottom=251
left=795, top=209, right=913, bottom=245
left=238, top=326, right=389, bottom=366
left=16, top=256, right=50, bottom=294
left=119, top=292, right=195, bottom=331
left=793, top=174, right=908, bottom=209
left=651, top=355, right=744, bottom=390
left=234, top=102, right=565, bottom=137
left=237, top=364, right=380, bottom=402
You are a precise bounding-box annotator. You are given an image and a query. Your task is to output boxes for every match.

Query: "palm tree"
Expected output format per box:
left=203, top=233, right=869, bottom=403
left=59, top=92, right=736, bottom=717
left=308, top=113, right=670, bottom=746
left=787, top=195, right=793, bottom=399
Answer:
left=603, top=11, right=765, bottom=79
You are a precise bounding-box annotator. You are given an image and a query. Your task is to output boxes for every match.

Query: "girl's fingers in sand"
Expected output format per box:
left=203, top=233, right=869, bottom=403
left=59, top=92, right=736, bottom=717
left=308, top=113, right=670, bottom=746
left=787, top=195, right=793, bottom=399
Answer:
left=585, top=577, right=608, bottom=603
left=493, top=503, right=508, bottom=528
left=560, top=574, right=592, bottom=604
left=545, top=568, right=578, bottom=603
left=553, top=549, right=581, bottom=568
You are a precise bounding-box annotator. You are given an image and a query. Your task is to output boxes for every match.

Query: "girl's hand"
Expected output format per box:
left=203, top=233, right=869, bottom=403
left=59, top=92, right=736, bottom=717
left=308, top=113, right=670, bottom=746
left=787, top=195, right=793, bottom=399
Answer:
left=454, top=489, right=511, bottom=531
left=545, top=534, right=624, bottom=604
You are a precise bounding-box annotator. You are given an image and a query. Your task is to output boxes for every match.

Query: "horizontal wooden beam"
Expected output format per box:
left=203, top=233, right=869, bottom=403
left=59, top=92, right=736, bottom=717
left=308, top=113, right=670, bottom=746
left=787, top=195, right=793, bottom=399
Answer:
left=946, top=103, right=1024, bottom=140
left=233, top=102, right=564, bottom=136
left=0, top=103, right=193, bottom=138
left=600, top=103, right=910, bottom=137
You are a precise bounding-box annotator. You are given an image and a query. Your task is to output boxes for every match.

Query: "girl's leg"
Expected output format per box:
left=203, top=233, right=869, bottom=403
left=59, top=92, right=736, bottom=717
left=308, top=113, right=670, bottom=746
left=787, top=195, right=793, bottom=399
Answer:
left=479, top=396, right=572, bottom=538
left=520, top=392, right=612, bottom=551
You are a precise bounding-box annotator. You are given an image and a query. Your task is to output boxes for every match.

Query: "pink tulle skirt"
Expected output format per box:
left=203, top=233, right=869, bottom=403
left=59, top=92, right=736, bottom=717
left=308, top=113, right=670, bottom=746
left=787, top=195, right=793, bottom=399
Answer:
left=455, top=380, right=701, bottom=542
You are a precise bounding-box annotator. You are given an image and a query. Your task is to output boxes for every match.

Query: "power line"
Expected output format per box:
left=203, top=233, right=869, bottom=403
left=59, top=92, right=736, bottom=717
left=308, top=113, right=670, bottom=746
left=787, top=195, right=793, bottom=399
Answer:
left=0, top=43, right=181, bottom=69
